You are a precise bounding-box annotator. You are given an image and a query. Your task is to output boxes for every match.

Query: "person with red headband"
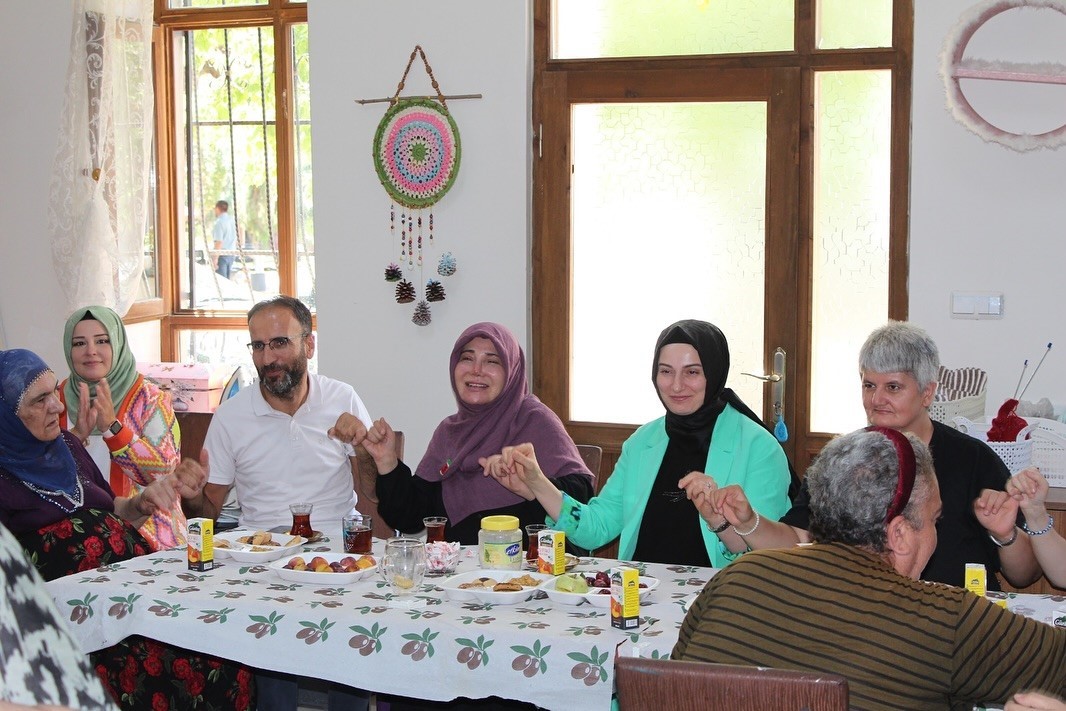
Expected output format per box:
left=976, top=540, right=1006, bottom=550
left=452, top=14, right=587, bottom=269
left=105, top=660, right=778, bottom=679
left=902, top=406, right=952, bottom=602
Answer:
left=673, top=427, right=1066, bottom=710
left=707, top=321, right=1041, bottom=590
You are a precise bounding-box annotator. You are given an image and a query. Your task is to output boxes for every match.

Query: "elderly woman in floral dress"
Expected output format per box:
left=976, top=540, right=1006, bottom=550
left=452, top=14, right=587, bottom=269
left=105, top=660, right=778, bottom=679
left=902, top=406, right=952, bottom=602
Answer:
left=0, top=348, right=253, bottom=711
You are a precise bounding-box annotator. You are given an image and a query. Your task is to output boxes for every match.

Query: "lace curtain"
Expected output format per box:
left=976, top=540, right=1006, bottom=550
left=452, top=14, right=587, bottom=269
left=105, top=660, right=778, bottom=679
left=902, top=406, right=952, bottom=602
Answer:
left=47, top=0, right=154, bottom=316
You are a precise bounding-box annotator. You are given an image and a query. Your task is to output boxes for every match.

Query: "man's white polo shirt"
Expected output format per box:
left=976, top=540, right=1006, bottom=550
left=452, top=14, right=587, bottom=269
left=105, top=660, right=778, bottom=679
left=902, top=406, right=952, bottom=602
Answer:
left=204, top=373, right=372, bottom=532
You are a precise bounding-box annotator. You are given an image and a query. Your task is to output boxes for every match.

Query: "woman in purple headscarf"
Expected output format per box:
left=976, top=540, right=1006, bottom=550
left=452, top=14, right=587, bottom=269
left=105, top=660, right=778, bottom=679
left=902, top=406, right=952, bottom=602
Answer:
left=370, top=322, right=595, bottom=544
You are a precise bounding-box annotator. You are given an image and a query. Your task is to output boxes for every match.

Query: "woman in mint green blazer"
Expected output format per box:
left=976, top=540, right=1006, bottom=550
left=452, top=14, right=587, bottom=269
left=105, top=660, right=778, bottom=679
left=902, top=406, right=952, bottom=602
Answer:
left=492, top=319, right=793, bottom=568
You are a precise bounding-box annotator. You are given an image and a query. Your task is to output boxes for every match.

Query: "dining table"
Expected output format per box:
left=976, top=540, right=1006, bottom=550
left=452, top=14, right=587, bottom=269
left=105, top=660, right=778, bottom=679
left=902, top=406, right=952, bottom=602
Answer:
left=46, top=533, right=1066, bottom=710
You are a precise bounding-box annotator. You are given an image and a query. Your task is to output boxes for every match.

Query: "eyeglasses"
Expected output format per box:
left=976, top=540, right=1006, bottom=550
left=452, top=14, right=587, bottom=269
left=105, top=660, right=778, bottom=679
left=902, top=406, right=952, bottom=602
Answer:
left=247, top=333, right=308, bottom=353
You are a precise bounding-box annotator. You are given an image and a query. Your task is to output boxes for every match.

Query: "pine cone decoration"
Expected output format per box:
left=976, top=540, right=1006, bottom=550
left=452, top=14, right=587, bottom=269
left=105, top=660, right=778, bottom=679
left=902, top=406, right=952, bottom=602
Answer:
left=412, top=300, right=432, bottom=326
left=384, top=263, right=402, bottom=282
left=395, top=280, right=415, bottom=303
left=437, top=252, right=457, bottom=277
left=425, top=279, right=446, bottom=302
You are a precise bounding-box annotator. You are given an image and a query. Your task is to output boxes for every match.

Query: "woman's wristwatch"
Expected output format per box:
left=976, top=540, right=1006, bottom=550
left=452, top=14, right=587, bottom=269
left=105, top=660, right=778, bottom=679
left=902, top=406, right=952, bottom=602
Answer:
left=107, top=419, right=123, bottom=436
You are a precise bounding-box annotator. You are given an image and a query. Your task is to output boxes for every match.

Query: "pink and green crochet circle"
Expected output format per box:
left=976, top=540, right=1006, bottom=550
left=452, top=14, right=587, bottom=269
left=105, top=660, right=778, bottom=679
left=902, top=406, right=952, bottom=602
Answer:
left=373, top=98, right=461, bottom=209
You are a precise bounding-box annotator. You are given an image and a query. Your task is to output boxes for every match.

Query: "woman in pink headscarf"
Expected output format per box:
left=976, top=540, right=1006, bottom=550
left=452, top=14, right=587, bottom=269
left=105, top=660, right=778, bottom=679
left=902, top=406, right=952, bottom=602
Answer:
left=369, top=322, right=595, bottom=544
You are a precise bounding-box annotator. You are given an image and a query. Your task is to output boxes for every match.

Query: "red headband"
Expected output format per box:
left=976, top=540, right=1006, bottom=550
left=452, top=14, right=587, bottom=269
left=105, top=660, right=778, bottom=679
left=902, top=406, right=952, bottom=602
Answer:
left=866, top=426, right=917, bottom=524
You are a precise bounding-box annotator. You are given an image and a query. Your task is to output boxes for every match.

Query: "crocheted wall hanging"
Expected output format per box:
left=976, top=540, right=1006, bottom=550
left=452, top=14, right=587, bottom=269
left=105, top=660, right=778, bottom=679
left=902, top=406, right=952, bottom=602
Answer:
left=370, top=46, right=464, bottom=326
left=940, top=0, right=1066, bottom=151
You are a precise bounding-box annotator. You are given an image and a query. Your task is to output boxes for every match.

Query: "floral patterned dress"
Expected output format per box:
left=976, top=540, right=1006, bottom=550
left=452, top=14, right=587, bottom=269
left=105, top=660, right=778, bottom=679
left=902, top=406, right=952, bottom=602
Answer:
left=19, top=507, right=256, bottom=710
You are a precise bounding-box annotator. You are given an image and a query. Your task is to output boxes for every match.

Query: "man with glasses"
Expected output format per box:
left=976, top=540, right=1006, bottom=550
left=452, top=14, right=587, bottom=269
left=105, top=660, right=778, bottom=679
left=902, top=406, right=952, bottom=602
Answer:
left=179, top=295, right=373, bottom=711
left=180, top=295, right=371, bottom=535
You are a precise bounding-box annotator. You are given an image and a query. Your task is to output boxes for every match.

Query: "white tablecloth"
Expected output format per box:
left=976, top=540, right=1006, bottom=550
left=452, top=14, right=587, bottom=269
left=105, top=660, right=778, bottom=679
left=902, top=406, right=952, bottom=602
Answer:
left=46, top=534, right=1065, bottom=710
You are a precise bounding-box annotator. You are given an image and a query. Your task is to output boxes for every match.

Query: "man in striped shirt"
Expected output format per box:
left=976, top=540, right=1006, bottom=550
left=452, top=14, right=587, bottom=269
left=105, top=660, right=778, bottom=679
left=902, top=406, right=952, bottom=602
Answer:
left=673, top=427, right=1066, bottom=711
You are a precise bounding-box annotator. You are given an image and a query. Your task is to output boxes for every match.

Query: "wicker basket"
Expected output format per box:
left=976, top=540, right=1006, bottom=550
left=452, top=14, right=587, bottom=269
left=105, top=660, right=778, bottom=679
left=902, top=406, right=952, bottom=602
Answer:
left=929, top=392, right=986, bottom=424
left=953, top=416, right=1066, bottom=484
left=953, top=417, right=1034, bottom=474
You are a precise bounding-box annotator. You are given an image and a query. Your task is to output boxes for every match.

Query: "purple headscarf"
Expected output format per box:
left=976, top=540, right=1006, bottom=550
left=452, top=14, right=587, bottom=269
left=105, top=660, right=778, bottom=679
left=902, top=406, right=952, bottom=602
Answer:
left=416, top=323, right=592, bottom=525
left=0, top=349, right=79, bottom=497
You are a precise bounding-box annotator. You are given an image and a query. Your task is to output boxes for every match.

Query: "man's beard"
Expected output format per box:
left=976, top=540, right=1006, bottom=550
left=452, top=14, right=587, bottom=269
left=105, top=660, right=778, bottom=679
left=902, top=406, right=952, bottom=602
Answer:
left=258, top=359, right=306, bottom=399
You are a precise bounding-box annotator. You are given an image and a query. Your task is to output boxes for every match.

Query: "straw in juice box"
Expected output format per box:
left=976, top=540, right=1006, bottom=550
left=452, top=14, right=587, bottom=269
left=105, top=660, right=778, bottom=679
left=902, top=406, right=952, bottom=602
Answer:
left=611, top=566, right=640, bottom=630
left=536, top=530, right=566, bottom=575
left=187, top=517, right=214, bottom=571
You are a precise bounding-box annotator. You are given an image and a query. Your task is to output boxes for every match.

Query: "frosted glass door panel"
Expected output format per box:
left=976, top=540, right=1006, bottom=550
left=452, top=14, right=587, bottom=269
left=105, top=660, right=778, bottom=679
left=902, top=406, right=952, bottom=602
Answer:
left=552, top=0, right=793, bottom=59
left=570, top=102, right=767, bottom=425
left=810, top=71, right=891, bottom=433
left=817, top=0, right=893, bottom=49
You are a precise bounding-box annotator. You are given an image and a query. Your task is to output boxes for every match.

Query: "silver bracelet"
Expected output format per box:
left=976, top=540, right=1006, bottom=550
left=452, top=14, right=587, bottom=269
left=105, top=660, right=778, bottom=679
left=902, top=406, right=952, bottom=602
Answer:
left=732, top=511, right=761, bottom=537
left=988, top=528, right=1017, bottom=547
left=1022, top=514, right=1054, bottom=536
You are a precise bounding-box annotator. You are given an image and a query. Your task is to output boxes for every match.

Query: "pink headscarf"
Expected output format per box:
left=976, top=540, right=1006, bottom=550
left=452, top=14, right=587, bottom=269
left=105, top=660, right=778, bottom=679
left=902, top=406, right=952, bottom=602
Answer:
left=415, top=322, right=592, bottom=526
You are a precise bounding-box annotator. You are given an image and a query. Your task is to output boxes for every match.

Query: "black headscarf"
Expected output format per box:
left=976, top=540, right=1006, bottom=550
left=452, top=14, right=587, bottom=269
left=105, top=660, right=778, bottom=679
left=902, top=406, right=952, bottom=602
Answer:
left=653, top=320, right=799, bottom=499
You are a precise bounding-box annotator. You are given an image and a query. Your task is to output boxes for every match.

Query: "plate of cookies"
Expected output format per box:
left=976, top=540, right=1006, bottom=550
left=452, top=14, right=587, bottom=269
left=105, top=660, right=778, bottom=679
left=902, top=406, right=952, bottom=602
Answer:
left=439, top=569, right=553, bottom=605
left=213, top=530, right=307, bottom=563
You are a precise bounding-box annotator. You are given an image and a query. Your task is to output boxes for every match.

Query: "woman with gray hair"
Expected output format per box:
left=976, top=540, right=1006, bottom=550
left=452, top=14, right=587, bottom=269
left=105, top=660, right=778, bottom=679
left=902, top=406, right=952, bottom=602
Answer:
left=708, top=321, right=1040, bottom=589
left=674, top=427, right=1066, bottom=711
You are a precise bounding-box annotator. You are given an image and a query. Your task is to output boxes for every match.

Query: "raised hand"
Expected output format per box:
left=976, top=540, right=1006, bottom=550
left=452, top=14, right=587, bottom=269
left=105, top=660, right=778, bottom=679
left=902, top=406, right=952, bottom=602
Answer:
left=973, top=488, right=1020, bottom=542
left=361, top=418, right=399, bottom=473
left=92, top=377, right=117, bottom=431
left=70, top=381, right=96, bottom=442
left=328, top=412, right=368, bottom=446
left=709, top=484, right=757, bottom=529
left=173, top=449, right=210, bottom=500
left=1007, top=467, right=1050, bottom=513
left=678, top=471, right=723, bottom=527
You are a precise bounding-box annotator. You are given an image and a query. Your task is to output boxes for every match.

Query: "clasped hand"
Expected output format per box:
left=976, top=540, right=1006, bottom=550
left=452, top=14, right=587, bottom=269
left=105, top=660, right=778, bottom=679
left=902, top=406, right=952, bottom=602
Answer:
left=479, top=443, right=545, bottom=500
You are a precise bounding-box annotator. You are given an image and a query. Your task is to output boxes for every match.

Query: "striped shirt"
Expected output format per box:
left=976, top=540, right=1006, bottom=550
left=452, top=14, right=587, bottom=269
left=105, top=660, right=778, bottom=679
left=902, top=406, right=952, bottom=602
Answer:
left=672, top=543, right=1066, bottom=711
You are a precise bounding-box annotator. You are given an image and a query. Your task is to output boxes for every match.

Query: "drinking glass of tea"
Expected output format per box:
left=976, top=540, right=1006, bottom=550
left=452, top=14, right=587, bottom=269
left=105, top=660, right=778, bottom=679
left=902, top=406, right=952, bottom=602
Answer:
left=524, top=524, right=547, bottom=565
left=423, top=516, right=448, bottom=543
left=343, top=514, right=373, bottom=554
left=289, top=503, right=314, bottom=537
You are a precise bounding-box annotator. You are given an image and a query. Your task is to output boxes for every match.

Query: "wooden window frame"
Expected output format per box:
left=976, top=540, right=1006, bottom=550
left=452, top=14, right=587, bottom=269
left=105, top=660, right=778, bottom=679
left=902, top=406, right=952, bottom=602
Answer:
left=150, top=0, right=313, bottom=356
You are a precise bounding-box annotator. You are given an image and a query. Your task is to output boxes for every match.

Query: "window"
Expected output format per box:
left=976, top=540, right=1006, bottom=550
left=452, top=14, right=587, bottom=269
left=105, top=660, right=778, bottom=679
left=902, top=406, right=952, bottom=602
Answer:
left=154, top=0, right=312, bottom=361
left=533, top=0, right=912, bottom=474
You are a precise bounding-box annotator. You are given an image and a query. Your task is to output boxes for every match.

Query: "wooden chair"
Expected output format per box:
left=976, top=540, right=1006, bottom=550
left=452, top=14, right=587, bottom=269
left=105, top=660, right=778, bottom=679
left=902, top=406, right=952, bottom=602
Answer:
left=576, top=443, right=602, bottom=487
left=353, top=431, right=404, bottom=540
left=175, top=411, right=213, bottom=462
left=615, top=657, right=849, bottom=711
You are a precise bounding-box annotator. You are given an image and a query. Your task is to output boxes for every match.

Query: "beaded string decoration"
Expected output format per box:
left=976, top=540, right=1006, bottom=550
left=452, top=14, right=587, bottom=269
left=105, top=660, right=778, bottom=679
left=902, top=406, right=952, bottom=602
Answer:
left=373, top=46, right=461, bottom=326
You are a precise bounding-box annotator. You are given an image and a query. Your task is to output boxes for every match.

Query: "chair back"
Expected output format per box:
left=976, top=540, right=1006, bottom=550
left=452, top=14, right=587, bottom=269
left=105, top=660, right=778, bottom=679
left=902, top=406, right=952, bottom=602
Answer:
left=354, top=431, right=405, bottom=540
left=615, top=657, right=848, bottom=711
left=175, top=412, right=213, bottom=462
left=576, top=444, right=602, bottom=487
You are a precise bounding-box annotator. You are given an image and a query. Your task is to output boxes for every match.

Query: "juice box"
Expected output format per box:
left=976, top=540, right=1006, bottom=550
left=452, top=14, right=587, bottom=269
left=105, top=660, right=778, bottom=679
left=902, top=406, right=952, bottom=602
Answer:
left=187, top=517, right=214, bottom=571
left=610, top=566, right=640, bottom=630
left=537, top=529, right=566, bottom=575
left=965, top=563, right=986, bottom=597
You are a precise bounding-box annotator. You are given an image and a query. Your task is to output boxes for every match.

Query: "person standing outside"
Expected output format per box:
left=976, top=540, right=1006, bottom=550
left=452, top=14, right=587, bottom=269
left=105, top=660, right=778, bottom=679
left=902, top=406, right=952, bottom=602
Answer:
left=213, top=200, right=237, bottom=278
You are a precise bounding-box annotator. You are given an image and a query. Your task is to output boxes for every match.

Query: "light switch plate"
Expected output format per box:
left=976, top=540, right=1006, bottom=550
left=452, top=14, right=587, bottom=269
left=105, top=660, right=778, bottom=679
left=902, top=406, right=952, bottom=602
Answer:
left=951, top=292, right=1003, bottom=319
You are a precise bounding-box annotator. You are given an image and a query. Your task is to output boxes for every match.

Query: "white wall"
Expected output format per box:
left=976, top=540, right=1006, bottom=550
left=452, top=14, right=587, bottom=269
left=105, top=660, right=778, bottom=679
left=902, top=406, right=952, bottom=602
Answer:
left=1, top=1, right=1063, bottom=459
left=911, top=1, right=1066, bottom=412
left=0, top=0, right=73, bottom=370
left=308, top=0, right=531, bottom=459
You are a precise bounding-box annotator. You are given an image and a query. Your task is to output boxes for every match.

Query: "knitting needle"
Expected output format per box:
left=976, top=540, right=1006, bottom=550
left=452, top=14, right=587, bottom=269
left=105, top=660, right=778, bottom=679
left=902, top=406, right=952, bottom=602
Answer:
left=1012, top=359, right=1029, bottom=399
left=1018, top=342, right=1053, bottom=400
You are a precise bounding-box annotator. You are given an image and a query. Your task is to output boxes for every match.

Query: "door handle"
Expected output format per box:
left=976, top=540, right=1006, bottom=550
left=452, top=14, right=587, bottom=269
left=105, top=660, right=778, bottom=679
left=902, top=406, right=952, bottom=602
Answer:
left=742, top=348, right=787, bottom=442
